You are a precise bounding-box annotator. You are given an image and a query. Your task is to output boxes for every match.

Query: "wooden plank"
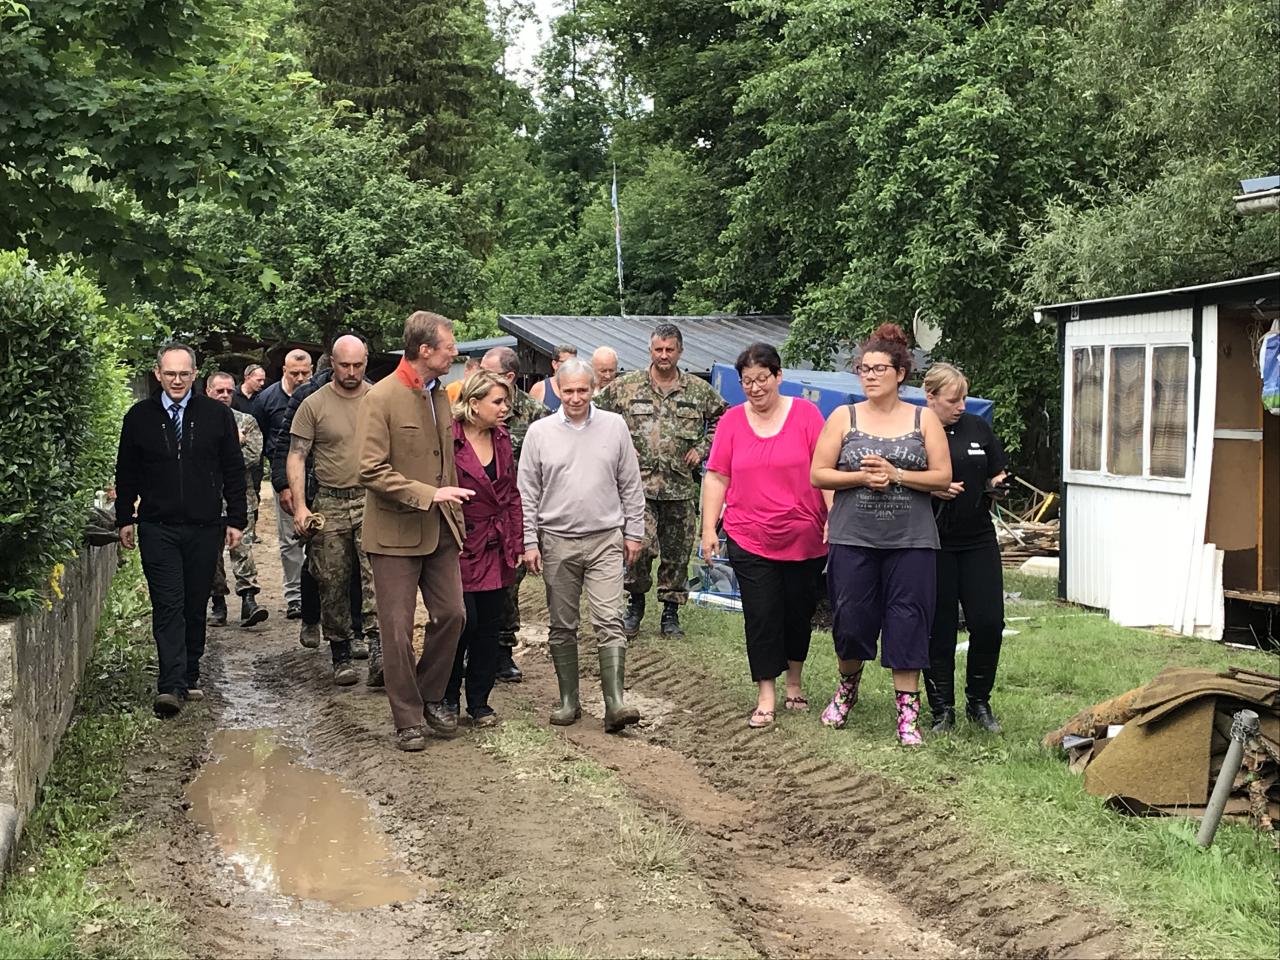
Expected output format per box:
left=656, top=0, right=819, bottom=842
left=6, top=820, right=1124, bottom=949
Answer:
left=1223, top=588, right=1280, bottom=605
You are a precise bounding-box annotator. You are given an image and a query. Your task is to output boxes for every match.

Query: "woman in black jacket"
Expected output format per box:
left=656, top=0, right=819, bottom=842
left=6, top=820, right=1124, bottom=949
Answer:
left=922, top=363, right=1008, bottom=734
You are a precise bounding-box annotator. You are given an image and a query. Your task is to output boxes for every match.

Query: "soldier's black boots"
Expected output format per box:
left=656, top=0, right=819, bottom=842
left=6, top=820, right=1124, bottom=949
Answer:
left=622, top=593, right=645, bottom=637
left=208, top=596, right=227, bottom=626
left=238, top=590, right=268, bottom=628
left=660, top=601, right=684, bottom=637
left=496, top=646, right=523, bottom=683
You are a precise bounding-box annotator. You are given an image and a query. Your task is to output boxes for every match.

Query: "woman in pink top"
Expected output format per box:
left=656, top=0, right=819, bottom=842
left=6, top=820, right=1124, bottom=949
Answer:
left=701, top=343, right=830, bottom=729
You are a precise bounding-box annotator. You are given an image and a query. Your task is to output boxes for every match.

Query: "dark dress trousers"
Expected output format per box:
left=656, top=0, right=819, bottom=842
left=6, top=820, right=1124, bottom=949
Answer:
left=115, top=391, right=246, bottom=695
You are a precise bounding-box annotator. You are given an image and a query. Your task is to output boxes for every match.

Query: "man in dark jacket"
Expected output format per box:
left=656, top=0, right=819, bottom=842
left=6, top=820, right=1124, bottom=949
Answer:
left=115, top=342, right=247, bottom=718
left=252, top=349, right=313, bottom=617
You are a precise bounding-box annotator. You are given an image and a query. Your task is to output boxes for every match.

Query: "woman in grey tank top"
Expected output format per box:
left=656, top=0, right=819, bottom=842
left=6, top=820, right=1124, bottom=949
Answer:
left=810, top=324, right=952, bottom=745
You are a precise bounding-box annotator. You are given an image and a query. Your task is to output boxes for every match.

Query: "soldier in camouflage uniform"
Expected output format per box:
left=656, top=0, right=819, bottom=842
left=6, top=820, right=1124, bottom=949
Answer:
left=481, top=345, right=549, bottom=682
left=288, top=336, right=379, bottom=687
left=596, top=323, right=727, bottom=637
left=206, top=372, right=270, bottom=628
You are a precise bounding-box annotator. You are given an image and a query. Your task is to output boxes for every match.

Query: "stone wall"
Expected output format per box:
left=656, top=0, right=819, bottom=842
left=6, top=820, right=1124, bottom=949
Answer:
left=0, top=543, right=119, bottom=872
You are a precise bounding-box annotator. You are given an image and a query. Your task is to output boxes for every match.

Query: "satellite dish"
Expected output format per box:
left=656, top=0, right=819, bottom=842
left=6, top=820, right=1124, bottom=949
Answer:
left=913, top=308, right=942, bottom=352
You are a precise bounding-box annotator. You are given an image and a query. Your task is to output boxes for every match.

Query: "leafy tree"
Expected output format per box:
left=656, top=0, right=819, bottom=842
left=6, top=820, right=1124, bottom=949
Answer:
left=0, top=0, right=314, bottom=297
left=294, top=0, right=502, bottom=183
left=168, top=120, right=482, bottom=351
left=1019, top=0, right=1280, bottom=302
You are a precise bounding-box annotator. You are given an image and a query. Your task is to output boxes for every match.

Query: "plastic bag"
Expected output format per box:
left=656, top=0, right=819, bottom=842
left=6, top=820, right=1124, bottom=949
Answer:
left=1261, top=320, right=1280, bottom=417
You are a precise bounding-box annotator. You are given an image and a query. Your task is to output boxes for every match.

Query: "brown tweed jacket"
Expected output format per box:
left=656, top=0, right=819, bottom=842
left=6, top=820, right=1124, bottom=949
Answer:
left=357, top=360, right=464, bottom=556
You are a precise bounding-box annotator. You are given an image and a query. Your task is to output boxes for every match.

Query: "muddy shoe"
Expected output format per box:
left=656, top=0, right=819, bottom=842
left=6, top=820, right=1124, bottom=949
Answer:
left=599, top=647, right=640, bottom=733
left=423, top=701, right=458, bottom=736
left=350, top=637, right=369, bottom=660
left=153, top=693, right=182, bottom=718
left=299, top=622, right=321, bottom=649
left=622, top=592, right=645, bottom=638
left=396, top=726, right=427, bottom=752
left=660, top=601, right=684, bottom=637
left=333, top=661, right=358, bottom=686
left=238, top=591, right=268, bottom=628
left=286, top=600, right=302, bottom=620
left=208, top=596, right=227, bottom=626
left=820, top=664, right=865, bottom=729
left=183, top=688, right=205, bottom=702
left=470, top=708, right=499, bottom=728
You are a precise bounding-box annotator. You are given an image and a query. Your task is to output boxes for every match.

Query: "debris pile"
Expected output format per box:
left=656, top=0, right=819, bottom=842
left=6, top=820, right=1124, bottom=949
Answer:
left=993, top=476, right=1059, bottom=564
left=1046, top=667, right=1280, bottom=829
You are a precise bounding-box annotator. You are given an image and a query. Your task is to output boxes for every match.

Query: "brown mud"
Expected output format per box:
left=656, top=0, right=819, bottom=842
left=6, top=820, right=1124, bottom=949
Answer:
left=95, top=495, right=1142, bottom=958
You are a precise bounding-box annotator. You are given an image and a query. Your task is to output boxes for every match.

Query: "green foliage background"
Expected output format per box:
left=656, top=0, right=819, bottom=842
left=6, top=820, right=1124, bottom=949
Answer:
left=0, top=252, right=129, bottom=612
left=1, top=0, right=1276, bottom=596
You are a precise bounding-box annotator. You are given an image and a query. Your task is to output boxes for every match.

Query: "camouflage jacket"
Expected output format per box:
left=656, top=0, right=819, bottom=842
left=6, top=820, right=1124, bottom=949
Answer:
left=231, top=407, right=263, bottom=466
left=596, top=368, right=727, bottom=501
left=507, top=386, right=548, bottom=464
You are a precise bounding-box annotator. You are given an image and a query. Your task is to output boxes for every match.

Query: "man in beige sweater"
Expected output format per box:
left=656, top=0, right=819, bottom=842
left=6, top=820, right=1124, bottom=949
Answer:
left=518, top=358, right=645, bottom=732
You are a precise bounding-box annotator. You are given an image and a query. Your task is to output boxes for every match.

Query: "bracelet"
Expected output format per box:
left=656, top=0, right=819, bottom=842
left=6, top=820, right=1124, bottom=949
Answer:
left=895, top=467, right=903, bottom=485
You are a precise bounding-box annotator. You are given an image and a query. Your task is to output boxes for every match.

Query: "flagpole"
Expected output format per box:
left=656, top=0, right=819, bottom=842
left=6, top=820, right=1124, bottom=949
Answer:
left=611, top=162, right=626, bottom=317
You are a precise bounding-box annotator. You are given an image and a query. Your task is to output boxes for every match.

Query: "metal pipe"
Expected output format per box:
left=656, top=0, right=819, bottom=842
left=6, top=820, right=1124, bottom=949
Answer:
left=1197, top=709, right=1260, bottom=848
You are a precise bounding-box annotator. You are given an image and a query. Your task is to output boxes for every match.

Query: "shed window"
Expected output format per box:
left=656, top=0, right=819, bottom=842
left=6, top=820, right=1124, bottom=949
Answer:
left=1070, top=347, right=1104, bottom=471
left=1067, top=342, right=1191, bottom=482
left=1149, top=346, right=1190, bottom=478
left=1107, top=347, right=1146, bottom=476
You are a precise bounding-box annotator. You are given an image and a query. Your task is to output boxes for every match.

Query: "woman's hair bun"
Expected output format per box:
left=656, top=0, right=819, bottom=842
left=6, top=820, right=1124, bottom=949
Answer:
left=870, top=322, right=909, bottom=346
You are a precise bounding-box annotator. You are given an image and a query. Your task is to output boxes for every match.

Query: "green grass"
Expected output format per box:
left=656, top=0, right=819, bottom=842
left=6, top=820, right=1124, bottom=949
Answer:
left=0, top=555, right=183, bottom=960
left=657, top=596, right=1280, bottom=959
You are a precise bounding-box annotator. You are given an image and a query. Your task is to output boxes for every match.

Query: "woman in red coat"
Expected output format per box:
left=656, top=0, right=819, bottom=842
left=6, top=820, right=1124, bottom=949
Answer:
left=445, top=370, right=524, bottom=725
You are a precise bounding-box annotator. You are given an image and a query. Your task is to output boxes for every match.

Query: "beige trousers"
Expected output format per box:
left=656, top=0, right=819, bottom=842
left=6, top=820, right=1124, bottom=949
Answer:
left=541, top=529, right=627, bottom=650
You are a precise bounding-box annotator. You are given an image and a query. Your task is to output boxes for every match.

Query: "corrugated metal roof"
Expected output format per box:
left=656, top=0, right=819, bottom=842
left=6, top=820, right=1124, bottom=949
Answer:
left=455, top=335, right=517, bottom=357
left=498, top=314, right=793, bottom=375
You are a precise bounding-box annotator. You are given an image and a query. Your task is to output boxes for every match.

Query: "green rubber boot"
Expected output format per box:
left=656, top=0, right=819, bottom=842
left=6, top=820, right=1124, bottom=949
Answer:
left=549, top=644, right=582, bottom=726
left=599, top=647, right=641, bottom=733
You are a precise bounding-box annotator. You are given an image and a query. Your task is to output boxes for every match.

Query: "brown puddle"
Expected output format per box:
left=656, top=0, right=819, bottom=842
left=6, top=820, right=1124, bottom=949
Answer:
left=187, top=729, right=422, bottom=910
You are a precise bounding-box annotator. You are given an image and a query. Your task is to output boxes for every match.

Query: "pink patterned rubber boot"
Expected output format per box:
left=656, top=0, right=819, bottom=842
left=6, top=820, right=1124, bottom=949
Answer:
left=895, top=689, right=923, bottom=746
left=820, top=667, right=863, bottom=728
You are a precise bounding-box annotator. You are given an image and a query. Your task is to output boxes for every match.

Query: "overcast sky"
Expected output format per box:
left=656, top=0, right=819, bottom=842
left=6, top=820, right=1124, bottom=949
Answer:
left=500, top=0, right=561, bottom=86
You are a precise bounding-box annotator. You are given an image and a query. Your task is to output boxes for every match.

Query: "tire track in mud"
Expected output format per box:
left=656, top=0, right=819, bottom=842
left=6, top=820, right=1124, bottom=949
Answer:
left=607, top=643, right=1140, bottom=959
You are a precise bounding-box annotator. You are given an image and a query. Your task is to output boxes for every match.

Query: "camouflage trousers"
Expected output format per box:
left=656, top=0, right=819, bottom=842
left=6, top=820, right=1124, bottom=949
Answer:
left=212, top=486, right=259, bottom=597
left=498, top=563, right=526, bottom=649
left=625, top=497, right=698, bottom=606
left=307, top=491, right=378, bottom=645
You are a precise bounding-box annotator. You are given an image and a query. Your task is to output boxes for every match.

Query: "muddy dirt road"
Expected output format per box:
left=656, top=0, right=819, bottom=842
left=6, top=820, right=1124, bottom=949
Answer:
left=101, top=496, right=1137, bottom=958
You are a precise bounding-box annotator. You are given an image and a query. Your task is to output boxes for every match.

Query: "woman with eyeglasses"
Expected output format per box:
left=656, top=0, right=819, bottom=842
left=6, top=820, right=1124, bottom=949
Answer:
left=922, top=363, right=1008, bottom=734
left=810, top=324, right=952, bottom=745
left=701, top=343, right=829, bottom=729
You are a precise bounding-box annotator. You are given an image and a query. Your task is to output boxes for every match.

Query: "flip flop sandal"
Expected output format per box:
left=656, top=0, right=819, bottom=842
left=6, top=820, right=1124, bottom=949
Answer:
left=784, top=695, right=810, bottom=712
left=747, top=708, right=775, bottom=729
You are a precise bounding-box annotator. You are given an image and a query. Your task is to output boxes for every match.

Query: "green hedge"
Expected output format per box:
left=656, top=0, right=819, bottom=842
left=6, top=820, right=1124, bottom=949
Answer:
left=0, top=251, right=130, bottom=613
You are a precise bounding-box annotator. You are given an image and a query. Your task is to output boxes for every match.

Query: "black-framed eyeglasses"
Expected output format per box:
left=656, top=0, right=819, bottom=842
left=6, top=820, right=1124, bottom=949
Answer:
left=854, top=363, right=896, bottom=377
left=739, top=374, right=776, bottom=390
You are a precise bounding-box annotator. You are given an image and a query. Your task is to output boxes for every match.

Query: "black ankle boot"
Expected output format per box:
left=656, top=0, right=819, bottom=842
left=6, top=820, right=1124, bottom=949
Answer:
left=966, top=700, right=1003, bottom=733
left=931, top=707, right=956, bottom=733
left=238, top=591, right=268, bottom=627
left=495, top=645, right=523, bottom=683
left=622, top=593, right=645, bottom=637
left=208, top=596, right=227, bottom=626
left=660, top=601, right=684, bottom=637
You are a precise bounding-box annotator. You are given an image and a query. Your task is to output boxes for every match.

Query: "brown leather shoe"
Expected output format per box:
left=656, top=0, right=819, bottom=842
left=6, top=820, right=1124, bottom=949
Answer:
left=153, top=693, right=182, bottom=718
left=423, top=701, right=458, bottom=736
left=396, top=726, right=427, bottom=751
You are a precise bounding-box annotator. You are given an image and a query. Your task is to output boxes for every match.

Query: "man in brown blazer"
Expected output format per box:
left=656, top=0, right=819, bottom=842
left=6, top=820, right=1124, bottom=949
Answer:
left=358, top=311, right=476, bottom=751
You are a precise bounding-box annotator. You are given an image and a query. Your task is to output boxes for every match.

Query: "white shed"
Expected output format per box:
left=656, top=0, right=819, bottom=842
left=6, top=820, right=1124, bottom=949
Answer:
left=1038, top=273, right=1279, bottom=639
